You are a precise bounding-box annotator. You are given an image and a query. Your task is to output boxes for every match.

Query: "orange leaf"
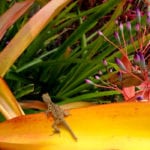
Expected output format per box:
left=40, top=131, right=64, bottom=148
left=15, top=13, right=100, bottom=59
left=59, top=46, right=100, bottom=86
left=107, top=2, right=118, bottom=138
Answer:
left=121, top=55, right=132, bottom=71
left=0, top=102, right=150, bottom=149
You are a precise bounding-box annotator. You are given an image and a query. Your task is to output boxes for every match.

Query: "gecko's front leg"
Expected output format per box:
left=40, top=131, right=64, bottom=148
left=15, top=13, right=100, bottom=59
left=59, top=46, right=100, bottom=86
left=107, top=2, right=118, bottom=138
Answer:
left=45, top=110, right=51, bottom=118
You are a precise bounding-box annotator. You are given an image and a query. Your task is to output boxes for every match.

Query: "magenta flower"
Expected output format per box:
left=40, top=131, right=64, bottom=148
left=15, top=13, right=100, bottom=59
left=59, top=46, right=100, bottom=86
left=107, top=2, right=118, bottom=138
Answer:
left=114, top=31, right=121, bottom=44
left=136, top=95, right=144, bottom=101
left=109, top=68, right=113, bottom=72
left=138, top=52, right=146, bottom=69
left=147, top=11, right=150, bottom=24
left=102, top=59, right=108, bottom=66
left=95, top=75, right=100, bottom=80
left=115, top=57, right=127, bottom=71
left=136, top=8, right=141, bottom=23
left=98, top=70, right=103, bottom=75
left=85, top=79, right=94, bottom=85
left=119, top=23, right=123, bottom=31
left=126, top=21, right=131, bottom=31
left=97, top=30, right=103, bottom=36
left=135, top=23, right=140, bottom=31
left=134, top=53, right=141, bottom=65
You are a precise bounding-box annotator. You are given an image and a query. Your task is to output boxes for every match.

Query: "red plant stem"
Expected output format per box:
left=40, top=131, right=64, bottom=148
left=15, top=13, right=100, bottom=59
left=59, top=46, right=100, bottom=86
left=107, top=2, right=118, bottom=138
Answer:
left=101, top=34, right=126, bottom=56
left=120, top=29, right=127, bottom=54
left=101, top=33, right=134, bottom=70
left=129, top=32, right=137, bottom=51
left=94, top=83, right=123, bottom=93
left=137, top=24, right=143, bottom=50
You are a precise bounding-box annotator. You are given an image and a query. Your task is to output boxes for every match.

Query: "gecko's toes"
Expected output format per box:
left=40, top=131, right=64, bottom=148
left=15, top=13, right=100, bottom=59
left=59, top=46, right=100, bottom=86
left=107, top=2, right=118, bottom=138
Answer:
left=54, top=129, right=60, bottom=133
left=52, top=125, right=60, bottom=133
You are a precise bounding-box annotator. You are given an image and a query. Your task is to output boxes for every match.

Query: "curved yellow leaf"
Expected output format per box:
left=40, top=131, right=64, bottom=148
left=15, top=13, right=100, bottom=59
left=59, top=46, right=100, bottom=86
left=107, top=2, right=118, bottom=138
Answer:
left=0, top=102, right=150, bottom=150
left=0, top=78, right=24, bottom=119
left=19, top=100, right=95, bottom=110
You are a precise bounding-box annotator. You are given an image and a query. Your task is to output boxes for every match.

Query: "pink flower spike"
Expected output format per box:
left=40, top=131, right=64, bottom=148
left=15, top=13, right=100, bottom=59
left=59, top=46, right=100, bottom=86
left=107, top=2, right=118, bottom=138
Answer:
left=114, top=31, right=119, bottom=39
left=98, top=70, right=103, bottom=75
left=147, top=17, right=150, bottom=24
left=98, top=30, right=103, bottom=36
left=136, top=8, right=141, bottom=23
left=138, top=52, right=146, bottom=69
left=114, top=31, right=121, bottom=44
left=109, top=68, right=113, bottom=72
left=135, top=23, right=140, bottom=31
left=115, top=20, right=119, bottom=25
left=95, top=75, right=100, bottom=80
left=126, top=21, right=131, bottom=31
left=147, top=11, right=150, bottom=24
left=136, top=95, right=144, bottom=101
left=119, top=23, right=123, bottom=31
left=134, top=53, right=140, bottom=65
left=115, top=57, right=127, bottom=71
left=85, top=79, right=94, bottom=85
left=148, top=11, right=150, bottom=18
left=102, top=59, right=108, bottom=66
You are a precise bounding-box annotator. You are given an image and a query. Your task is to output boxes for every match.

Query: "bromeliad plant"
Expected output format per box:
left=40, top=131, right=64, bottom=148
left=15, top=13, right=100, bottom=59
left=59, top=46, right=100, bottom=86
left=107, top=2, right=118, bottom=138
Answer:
left=86, top=6, right=150, bottom=101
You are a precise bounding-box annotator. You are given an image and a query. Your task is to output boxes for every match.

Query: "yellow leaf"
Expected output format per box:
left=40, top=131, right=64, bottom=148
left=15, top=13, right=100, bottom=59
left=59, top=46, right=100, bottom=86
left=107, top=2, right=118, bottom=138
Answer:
left=0, top=78, right=24, bottom=119
left=19, top=100, right=95, bottom=110
left=0, top=102, right=150, bottom=149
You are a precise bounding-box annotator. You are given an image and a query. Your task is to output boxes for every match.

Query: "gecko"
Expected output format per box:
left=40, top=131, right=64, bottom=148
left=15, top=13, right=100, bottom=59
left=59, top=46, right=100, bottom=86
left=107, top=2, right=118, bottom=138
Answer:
left=42, top=93, right=77, bottom=141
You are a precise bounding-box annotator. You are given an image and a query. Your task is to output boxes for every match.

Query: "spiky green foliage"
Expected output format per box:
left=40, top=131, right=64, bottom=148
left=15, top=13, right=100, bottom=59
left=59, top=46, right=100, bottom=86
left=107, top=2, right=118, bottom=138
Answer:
left=3, top=0, right=148, bottom=104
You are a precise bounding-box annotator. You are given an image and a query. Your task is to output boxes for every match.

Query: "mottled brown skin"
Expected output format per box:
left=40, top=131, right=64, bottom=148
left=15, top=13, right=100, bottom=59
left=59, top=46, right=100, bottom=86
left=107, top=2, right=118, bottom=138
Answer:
left=42, top=93, right=77, bottom=141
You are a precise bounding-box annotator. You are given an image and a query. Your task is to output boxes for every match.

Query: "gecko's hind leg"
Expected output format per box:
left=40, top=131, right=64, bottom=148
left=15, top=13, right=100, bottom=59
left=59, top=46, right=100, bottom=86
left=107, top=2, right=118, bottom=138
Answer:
left=49, top=123, right=60, bottom=137
left=52, top=122, right=60, bottom=133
